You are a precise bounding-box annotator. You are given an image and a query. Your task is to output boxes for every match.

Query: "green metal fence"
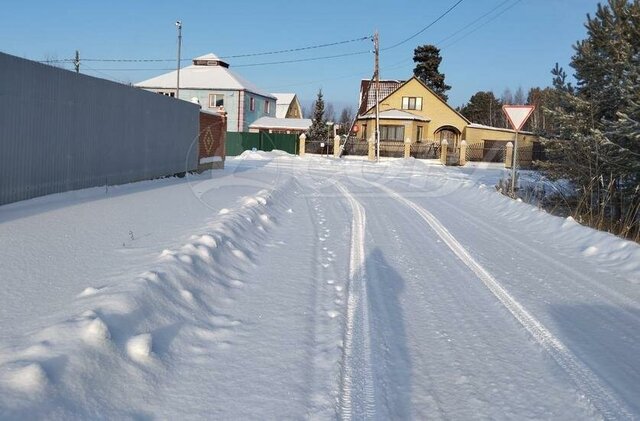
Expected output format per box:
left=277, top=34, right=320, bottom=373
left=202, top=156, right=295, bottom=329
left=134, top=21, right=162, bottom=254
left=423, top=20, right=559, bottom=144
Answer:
left=225, top=132, right=299, bottom=156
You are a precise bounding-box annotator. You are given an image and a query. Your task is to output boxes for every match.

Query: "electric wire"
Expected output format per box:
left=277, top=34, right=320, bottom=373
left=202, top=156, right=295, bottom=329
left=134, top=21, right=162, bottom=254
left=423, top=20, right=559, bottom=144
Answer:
left=39, top=35, right=372, bottom=64
left=381, top=0, right=465, bottom=51
left=439, top=0, right=524, bottom=50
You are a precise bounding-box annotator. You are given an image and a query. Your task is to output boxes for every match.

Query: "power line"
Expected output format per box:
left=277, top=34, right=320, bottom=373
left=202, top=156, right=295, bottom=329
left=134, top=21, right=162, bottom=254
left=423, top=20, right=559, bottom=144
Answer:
left=234, top=51, right=371, bottom=67
left=75, top=49, right=371, bottom=71
left=435, top=0, right=514, bottom=46
left=382, top=0, right=465, bottom=51
left=81, top=63, right=129, bottom=84
left=40, top=35, right=373, bottom=65
left=440, top=0, right=524, bottom=50
left=379, top=0, right=523, bottom=74
left=220, top=36, right=372, bottom=59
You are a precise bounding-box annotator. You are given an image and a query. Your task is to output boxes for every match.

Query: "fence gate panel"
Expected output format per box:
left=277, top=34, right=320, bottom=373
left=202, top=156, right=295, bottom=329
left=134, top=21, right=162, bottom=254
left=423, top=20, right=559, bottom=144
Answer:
left=482, top=140, right=507, bottom=162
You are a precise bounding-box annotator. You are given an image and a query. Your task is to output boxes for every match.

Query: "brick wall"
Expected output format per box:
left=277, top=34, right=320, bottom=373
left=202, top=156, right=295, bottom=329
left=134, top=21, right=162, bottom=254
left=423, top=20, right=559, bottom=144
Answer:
left=198, top=110, right=226, bottom=170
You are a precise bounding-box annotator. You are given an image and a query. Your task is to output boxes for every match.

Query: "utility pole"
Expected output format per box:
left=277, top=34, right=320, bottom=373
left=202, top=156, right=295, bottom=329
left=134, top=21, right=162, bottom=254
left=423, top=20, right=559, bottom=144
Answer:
left=74, top=50, right=80, bottom=74
left=373, top=31, right=380, bottom=162
left=175, top=20, right=182, bottom=100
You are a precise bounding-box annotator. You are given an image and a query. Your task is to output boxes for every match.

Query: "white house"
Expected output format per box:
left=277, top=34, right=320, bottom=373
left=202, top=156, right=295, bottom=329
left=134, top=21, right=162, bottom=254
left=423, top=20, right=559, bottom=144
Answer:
left=272, top=93, right=303, bottom=119
left=135, top=53, right=276, bottom=132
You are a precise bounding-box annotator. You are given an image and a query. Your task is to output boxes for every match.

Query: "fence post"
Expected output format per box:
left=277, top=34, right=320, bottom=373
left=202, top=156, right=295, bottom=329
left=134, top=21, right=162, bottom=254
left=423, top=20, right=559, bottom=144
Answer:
left=368, top=136, right=376, bottom=161
left=404, top=138, right=411, bottom=159
left=459, top=140, right=467, bottom=166
left=440, top=139, right=448, bottom=165
left=505, top=141, right=513, bottom=168
left=333, top=135, right=341, bottom=158
left=299, top=133, right=306, bottom=157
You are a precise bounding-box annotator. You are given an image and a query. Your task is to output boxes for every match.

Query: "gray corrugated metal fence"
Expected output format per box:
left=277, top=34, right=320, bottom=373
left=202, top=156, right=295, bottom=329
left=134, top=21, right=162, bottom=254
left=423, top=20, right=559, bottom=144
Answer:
left=0, top=52, right=200, bottom=206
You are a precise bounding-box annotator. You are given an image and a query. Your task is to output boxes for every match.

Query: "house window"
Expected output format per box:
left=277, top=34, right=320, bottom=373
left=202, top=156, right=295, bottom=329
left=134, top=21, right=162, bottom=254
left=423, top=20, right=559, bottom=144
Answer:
left=362, top=124, right=368, bottom=140
left=208, top=93, right=225, bottom=108
left=380, top=125, right=405, bottom=141
left=265, top=100, right=270, bottom=114
left=416, top=125, right=423, bottom=142
left=250, top=97, right=255, bottom=111
left=402, top=96, right=423, bottom=110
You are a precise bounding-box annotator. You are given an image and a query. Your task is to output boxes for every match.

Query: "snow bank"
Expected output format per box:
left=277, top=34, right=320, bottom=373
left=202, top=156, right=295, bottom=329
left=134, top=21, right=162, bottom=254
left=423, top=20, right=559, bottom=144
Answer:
left=0, top=174, right=298, bottom=417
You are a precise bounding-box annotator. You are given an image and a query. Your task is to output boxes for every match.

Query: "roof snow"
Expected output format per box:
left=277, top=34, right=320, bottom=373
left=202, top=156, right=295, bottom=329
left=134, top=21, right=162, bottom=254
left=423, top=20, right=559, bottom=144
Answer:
left=249, top=117, right=311, bottom=130
left=135, top=53, right=275, bottom=99
left=272, top=93, right=297, bottom=118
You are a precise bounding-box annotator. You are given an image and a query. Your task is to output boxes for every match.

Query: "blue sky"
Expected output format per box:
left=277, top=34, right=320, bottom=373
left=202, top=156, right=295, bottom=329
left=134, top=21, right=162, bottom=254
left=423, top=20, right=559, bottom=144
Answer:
left=3, top=0, right=601, bottom=111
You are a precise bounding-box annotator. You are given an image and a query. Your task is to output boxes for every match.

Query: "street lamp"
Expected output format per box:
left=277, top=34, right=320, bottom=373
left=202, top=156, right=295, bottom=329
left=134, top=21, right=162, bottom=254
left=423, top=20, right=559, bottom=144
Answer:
left=326, top=121, right=333, bottom=156
left=175, top=20, right=182, bottom=100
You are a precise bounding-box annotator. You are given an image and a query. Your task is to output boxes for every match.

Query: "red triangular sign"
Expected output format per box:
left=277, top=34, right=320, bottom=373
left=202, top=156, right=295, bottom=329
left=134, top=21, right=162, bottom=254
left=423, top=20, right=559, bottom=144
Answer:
left=502, top=105, right=535, bottom=131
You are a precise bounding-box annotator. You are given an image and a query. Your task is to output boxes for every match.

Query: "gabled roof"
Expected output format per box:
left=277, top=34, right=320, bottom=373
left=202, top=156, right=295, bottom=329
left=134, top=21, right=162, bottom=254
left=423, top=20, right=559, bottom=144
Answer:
left=249, top=117, right=311, bottom=130
left=359, top=109, right=430, bottom=122
left=272, top=93, right=298, bottom=118
left=358, top=79, right=404, bottom=116
left=361, top=76, right=471, bottom=125
left=135, top=53, right=275, bottom=99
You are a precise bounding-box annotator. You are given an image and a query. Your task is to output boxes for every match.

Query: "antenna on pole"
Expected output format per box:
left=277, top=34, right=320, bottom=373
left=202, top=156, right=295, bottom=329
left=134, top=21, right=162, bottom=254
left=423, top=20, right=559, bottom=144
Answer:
left=175, top=20, right=182, bottom=99
left=374, top=30, right=380, bottom=162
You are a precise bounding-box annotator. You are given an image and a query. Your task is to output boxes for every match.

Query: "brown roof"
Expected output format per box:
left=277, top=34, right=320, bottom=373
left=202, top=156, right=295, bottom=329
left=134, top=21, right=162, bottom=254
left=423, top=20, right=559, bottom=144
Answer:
left=358, top=79, right=404, bottom=116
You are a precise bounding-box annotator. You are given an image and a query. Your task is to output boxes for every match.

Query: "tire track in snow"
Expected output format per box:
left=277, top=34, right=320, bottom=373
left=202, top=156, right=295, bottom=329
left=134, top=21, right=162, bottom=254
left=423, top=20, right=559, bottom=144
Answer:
left=362, top=179, right=634, bottom=421
left=436, top=197, right=640, bottom=321
left=334, top=181, right=377, bottom=420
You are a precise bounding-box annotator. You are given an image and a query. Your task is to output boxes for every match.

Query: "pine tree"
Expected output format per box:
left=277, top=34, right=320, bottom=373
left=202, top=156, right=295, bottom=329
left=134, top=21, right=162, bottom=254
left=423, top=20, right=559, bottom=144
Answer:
left=307, top=89, right=328, bottom=141
left=412, top=45, right=451, bottom=101
left=540, top=0, right=640, bottom=239
left=572, top=0, right=640, bottom=121
left=459, top=91, right=502, bottom=127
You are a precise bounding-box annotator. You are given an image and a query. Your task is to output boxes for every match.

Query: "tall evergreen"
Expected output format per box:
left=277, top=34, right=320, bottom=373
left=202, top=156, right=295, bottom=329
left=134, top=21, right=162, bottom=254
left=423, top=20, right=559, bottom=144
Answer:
left=307, top=89, right=328, bottom=141
left=540, top=0, right=640, bottom=239
left=572, top=0, right=640, bottom=121
left=459, top=91, right=502, bottom=127
left=412, top=45, right=451, bottom=101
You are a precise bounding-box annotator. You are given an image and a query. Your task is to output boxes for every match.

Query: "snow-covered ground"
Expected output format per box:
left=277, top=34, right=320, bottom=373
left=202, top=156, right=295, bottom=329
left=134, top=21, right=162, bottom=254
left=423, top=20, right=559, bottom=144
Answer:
left=1, top=152, right=639, bottom=419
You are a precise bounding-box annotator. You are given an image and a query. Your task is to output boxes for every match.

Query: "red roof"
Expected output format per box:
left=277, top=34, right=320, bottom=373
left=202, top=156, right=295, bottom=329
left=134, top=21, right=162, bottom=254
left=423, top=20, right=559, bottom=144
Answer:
left=358, top=79, right=404, bottom=116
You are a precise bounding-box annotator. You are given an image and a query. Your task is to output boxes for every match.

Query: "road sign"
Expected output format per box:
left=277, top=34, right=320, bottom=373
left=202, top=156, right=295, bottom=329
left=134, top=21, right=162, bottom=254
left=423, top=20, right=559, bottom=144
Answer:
left=502, top=105, right=535, bottom=131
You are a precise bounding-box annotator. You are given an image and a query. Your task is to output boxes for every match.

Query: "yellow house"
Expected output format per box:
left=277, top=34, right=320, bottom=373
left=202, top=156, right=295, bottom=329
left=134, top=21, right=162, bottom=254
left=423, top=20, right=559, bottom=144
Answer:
left=355, top=77, right=539, bottom=163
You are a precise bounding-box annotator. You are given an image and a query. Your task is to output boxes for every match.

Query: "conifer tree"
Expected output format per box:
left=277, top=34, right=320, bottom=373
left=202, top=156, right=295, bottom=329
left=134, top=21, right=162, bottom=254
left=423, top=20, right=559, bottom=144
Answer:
left=412, top=45, right=451, bottom=101
left=540, top=0, right=640, bottom=239
left=459, top=91, right=502, bottom=127
left=307, top=89, right=328, bottom=141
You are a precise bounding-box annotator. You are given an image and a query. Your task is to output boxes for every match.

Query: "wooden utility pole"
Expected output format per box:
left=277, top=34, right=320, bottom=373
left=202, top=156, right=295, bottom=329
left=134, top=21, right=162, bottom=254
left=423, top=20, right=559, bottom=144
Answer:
left=74, top=50, right=80, bottom=74
left=374, top=31, right=380, bottom=162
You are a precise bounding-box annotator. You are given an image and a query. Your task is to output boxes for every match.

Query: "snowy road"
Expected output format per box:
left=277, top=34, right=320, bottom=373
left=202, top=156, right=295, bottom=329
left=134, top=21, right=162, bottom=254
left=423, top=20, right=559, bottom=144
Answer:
left=1, top=153, right=640, bottom=419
